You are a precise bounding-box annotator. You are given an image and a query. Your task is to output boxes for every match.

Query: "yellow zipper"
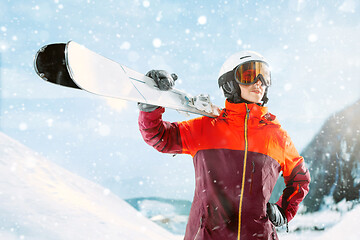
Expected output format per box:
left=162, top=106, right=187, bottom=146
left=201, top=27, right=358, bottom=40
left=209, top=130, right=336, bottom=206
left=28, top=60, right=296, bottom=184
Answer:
left=237, top=104, right=250, bottom=240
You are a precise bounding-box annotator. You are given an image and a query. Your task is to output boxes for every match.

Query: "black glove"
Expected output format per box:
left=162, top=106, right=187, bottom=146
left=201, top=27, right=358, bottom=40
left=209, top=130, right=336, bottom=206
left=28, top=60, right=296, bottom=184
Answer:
left=266, top=203, right=287, bottom=227
left=138, top=70, right=177, bottom=112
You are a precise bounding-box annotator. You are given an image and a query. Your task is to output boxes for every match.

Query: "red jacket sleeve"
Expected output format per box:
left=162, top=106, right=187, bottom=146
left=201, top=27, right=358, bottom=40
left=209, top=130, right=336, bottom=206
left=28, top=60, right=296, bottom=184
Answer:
left=276, top=134, right=311, bottom=222
left=138, top=107, right=183, bottom=154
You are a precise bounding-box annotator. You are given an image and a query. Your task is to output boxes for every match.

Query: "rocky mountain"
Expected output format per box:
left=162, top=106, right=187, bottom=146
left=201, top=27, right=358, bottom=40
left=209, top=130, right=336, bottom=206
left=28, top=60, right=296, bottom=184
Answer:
left=302, top=99, right=360, bottom=212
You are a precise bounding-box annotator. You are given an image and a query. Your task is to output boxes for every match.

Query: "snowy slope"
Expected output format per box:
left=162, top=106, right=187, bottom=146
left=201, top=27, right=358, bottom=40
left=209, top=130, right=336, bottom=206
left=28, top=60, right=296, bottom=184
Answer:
left=315, top=204, right=360, bottom=240
left=277, top=202, right=360, bottom=240
left=0, top=132, right=179, bottom=240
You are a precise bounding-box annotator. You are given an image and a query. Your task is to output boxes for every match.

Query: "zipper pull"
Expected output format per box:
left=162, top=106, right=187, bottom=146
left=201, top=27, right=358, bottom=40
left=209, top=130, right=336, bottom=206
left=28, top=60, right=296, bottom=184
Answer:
left=245, top=103, right=250, bottom=114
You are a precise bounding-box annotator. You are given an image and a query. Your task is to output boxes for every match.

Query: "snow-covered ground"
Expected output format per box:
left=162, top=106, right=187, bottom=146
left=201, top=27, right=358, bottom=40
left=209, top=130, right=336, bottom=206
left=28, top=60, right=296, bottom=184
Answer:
left=315, top=204, right=360, bottom=240
left=278, top=200, right=360, bottom=239
left=131, top=197, right=360, bottom=239
left=126, top=197, right=191, bottom=235
left=0, top=132, right=180, bottom=240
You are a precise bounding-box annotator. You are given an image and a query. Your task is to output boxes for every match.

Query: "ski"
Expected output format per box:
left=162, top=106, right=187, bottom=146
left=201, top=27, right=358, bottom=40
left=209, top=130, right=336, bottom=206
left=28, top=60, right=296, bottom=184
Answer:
left=34, top=41, right=221, bottom=117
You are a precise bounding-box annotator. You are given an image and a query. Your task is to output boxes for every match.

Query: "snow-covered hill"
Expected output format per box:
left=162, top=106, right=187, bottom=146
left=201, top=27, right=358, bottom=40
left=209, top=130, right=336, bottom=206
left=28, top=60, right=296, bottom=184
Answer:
left=315, top=203, right=360, bottom=240
left=277, top=201, right=360, bottom=239
left=126, top=197, right=191, bottom=235
left=0, top=132, right=179, bottom=240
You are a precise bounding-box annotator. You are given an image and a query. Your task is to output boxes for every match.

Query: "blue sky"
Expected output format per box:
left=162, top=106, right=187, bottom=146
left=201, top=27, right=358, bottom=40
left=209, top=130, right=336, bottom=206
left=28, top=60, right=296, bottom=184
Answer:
left=1, top=0, right=359, bottom=200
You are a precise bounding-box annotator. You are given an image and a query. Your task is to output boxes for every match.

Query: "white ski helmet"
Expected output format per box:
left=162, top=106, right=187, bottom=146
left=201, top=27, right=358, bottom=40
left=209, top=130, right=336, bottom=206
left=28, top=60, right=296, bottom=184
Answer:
left=218, top=51, right=271, bottom=105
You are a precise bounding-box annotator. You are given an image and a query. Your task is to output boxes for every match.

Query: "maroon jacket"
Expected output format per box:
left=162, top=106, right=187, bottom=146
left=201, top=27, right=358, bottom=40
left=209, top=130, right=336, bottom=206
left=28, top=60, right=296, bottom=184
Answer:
left=139, top=101, right=310, bottom=240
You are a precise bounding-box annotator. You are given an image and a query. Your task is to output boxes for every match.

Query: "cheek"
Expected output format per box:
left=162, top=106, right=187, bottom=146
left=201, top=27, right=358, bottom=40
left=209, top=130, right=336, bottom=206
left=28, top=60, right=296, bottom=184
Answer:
left=240, top=88, right=250, bottom=98
left=261, top=87, right=266, bottom=95
left=239, top=85, right=251, bottom=94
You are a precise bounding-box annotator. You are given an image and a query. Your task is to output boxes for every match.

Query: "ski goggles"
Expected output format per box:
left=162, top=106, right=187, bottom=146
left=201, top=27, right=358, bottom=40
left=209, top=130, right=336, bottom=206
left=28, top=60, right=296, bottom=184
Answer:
left=234, top=61, right=271, bottom=87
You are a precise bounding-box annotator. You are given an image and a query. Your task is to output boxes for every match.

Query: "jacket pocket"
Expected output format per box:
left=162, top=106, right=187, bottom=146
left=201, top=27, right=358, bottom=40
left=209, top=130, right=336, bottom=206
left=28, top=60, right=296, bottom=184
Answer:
left=249, top=160, right=255, bottom=194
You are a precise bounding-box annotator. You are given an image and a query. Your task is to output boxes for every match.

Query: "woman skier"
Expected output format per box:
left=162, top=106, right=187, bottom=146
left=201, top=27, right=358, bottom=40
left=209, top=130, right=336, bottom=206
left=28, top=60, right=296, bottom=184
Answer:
left=138, top=51, right=311, bottom=240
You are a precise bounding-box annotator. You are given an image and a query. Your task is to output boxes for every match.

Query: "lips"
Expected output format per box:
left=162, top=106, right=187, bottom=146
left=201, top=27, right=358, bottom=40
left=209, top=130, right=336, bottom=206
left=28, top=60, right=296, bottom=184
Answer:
left=251, top=90, right=261, bottom=94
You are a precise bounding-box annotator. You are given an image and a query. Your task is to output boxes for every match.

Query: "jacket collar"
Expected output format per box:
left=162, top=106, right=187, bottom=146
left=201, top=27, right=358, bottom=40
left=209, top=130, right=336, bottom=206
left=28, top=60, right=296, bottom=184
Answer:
left=225, top=100, right=268, bottom=117
left=220, top=100, right=279, bottom=126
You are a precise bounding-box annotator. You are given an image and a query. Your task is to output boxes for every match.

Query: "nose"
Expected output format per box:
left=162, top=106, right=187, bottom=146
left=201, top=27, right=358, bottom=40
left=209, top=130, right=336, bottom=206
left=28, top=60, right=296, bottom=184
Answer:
left=254, top=78, right=262, bottom=87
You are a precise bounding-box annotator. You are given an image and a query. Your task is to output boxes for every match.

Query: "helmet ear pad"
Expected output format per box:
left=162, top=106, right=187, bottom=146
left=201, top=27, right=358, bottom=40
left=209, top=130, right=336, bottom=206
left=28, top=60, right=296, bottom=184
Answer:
left=222, top=80, right=242, bottom=103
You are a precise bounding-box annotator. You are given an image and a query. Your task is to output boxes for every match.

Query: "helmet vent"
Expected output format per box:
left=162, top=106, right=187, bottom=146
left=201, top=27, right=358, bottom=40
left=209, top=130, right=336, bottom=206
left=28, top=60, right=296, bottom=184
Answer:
left=239, top=55, right=251, bottom=60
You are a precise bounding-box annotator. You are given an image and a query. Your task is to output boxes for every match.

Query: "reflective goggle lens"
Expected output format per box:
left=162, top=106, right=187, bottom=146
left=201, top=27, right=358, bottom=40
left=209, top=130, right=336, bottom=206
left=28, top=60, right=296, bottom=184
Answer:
left=234, top=61, right=271, bottom=86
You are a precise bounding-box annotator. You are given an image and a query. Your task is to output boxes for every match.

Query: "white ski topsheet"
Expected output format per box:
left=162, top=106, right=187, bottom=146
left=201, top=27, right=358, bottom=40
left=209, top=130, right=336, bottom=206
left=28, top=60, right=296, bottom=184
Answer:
left=65, top=41, right=220, bottom=117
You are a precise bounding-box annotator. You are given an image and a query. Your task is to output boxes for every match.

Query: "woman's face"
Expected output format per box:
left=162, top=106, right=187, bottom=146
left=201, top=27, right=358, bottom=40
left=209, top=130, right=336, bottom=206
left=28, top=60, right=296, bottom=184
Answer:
left=239, top=79, right=266, bottom=104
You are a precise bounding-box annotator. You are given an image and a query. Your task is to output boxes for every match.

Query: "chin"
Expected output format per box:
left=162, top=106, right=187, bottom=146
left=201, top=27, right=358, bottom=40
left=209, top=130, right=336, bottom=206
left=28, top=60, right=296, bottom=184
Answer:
left=242, top=93, right=263, bottom=104
left=249, top=98, right=262, bottom=103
